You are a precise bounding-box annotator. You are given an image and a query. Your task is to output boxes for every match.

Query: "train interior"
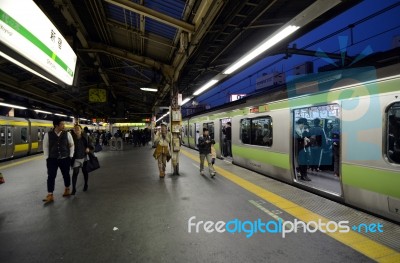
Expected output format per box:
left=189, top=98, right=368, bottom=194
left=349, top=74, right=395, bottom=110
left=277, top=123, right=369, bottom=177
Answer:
left=293, top=104, right=342, bottom=195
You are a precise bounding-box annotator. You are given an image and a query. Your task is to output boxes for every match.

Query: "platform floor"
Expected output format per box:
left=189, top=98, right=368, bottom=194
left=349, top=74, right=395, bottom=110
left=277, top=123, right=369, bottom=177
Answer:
left=0, top=145, right=399, bottom=263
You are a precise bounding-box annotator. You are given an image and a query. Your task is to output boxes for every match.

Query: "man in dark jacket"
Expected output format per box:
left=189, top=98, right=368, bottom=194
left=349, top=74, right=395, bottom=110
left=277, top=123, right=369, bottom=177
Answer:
left=42, top=118, right=75, bottom=203
left=198, top=128, right=216, bottom=177
left=223, top=122, right=232, bottom=157
left=295, top=118, right=311, bottom=181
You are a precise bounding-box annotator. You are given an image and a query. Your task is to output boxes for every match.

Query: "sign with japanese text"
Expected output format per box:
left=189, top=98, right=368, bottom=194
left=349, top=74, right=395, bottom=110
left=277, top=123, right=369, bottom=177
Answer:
left=0, top=0, right=77, bottom=85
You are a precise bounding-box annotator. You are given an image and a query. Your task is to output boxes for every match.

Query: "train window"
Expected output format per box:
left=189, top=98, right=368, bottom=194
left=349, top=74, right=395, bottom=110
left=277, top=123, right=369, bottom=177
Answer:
left=240, top=119, right=251, bottom=144
left=252, top=117, right=273, bottom=147
left=240, top=117, right=273, bottom=146
left=387, top=102, right=400, bottom=164
left=7, top=127, right=12, bottom=145
left=189, top=124, right=193, bottom=137
left=38, top=129, right=42, bottom=141
left=0, top=127, right=5, bottom=145
left=21, top=128, right=28, bottom=143
left=206, top=122, right=215, bottom=139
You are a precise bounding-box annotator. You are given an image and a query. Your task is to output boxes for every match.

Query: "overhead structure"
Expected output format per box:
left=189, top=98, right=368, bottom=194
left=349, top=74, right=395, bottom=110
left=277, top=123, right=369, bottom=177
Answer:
left=0, top=0, right=365, bottom=121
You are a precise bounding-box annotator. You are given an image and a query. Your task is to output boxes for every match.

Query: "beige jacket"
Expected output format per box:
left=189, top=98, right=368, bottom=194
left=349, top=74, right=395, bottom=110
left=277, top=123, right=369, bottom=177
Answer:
left=154, top=131, right=171, bottom=147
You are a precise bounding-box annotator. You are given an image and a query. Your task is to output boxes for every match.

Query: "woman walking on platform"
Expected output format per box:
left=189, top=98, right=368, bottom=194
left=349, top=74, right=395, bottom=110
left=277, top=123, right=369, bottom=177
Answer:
left=71, top=125, right=93, bottom=195
left=153, top=122, right=171, bottom=178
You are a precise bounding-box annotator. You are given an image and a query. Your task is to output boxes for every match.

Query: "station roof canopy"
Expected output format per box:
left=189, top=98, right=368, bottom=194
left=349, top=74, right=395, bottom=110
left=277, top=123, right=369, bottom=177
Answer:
left=0, top=0, right=364, bottom=121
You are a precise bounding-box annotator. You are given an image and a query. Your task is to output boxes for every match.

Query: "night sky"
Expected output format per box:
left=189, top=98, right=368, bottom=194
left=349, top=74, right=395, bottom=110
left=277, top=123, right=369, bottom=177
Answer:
left=193, top=0, right=400, bottom=108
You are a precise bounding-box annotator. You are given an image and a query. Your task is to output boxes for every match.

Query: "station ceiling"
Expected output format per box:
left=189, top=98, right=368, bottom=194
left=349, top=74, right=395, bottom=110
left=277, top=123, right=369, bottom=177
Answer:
left=0, top=0, right=363, bottom=121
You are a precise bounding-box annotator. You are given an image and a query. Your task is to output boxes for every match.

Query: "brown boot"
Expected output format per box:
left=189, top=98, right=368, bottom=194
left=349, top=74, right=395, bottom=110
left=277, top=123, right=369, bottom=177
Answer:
left=159, top=171, right=165, bottom=178
left=62, top=188, right=71, bottom=197
left=42, top=193, right=54, bottom=203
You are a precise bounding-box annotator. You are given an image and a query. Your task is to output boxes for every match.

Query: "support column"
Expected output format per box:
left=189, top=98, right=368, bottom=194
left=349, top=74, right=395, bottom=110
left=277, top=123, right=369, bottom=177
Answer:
left=170, top=83, right=182, bottom=175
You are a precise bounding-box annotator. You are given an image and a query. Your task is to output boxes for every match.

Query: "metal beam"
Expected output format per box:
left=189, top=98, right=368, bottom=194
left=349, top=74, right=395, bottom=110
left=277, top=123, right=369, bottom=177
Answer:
left=171, top=0, right=225, bottom=82
left=0, top=72, right=75, bottom=110
left=107, top=19, right=176, bottom=49
left=104, top=0, right=195, bottom=33
left=77, top=42, right=174, bottom=79
left=139, top=0, right=145, bottom=55
left=153, top=0, right=226, bottom=108
left=285, top=48, right=353, bottom=61
left=104, top=69, right=152, bottom=84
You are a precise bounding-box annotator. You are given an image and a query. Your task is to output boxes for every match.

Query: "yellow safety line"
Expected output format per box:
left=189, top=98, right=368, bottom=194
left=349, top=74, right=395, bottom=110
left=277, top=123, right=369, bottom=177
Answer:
left=0, top=155, right=44, bottom=170
left=181, top=149, right=400, bottom=263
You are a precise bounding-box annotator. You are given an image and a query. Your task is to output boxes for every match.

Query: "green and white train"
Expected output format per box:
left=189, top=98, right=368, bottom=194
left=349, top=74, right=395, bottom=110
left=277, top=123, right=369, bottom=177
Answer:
left=182, top=63, right=400, bottom=223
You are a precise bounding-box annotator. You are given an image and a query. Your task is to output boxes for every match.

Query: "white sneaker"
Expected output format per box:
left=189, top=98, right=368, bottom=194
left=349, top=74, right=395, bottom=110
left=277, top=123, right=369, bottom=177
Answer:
left=200, top=171, right=205, bottom=175
left=211, top=173, right=216, bottom=178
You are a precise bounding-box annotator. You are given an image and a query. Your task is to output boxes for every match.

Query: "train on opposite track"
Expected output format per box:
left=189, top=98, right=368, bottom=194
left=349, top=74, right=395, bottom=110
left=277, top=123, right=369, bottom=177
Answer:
left=181, top=63, right=400, bottom=223
left=0, top=118, right=96, bottom=160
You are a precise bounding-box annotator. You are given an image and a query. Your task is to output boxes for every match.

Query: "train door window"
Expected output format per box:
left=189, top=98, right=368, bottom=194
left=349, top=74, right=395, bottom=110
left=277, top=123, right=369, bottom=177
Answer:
left=251, top=117, right=273, bottom=147
left=38, top=129, right=42, bottom=141
left=240, top=119, right=251, bottom=144
left=206, top=122, right=215, bottom=139
left=0, top=127, right=5, bottom=145
left=7, top=127, right=12, bottom=145
left=189, top=124, right=193, bottom=137
left=21, top=128, right=28, bottom=143
left=292, top=104, right=342, bottom=195
left=386, top=102, right=400, bottom=164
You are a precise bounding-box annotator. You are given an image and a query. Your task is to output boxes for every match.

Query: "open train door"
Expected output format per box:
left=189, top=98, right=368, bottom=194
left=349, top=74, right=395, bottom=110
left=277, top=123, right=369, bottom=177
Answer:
left=220, top=118, right=232, bottom=159
left=291, top=104, right=342, bottom=196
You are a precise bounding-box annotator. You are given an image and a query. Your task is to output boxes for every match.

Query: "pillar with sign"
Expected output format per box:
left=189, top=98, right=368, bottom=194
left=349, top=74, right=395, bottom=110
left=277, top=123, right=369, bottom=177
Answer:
left=170, top=86, right=182, bottom=175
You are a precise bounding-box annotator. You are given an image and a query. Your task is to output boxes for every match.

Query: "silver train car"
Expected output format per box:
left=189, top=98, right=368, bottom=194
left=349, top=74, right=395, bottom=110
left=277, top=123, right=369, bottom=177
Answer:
left=182, top=64, right=400, bottom=223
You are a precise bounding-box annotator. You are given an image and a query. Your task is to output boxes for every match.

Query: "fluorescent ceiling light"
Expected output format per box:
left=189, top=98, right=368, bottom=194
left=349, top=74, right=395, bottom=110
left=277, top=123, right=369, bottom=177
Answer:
left=156, top=111, right=169, bottom=122
left=0, top=102, right=27, bottom=109
left=80, top=118, right=88, bottom=121
left=55, top=113, right=67, bottom=117
left=223, top=25, right=300, bottom=75
left=140, top=87, right=158, bottom=92
left=34, top=109, right=52, bottom=114
left=193, top=80, right=219, bottom=96
left=0, top=51, right=57, bottom=84
left=181, top=98, right=191, bottom=106
left=70, top=116, right=75, bottom=119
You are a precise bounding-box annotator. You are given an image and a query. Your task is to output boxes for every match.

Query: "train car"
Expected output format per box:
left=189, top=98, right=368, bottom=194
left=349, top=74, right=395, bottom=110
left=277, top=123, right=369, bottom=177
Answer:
left=29, top=119, right=53, bottom=153
left=0, top=116, right=30, bottom=160
left=182, top=63, right=400, bottom=223
left=0, top=117, right=80, bottom=161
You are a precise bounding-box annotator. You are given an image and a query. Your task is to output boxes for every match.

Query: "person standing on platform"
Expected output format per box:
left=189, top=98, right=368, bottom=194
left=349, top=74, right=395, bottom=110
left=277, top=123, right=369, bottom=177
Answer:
left=42, top=118, right=75, bottom=203
left=153, top=122, right=171, bottom=178
left=71, top=125, right=93, bottom=195
left=198, top=128, right=216, bottom=178
left=331, top=121, right=341, bottom=177
left=295, top=118, right=311, bottom=181
left=223, top=122, right=232, bottom=157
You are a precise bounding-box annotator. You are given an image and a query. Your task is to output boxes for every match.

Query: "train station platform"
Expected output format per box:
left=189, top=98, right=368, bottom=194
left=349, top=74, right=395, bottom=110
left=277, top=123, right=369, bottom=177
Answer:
left=0, top=144, right=400, bottom=263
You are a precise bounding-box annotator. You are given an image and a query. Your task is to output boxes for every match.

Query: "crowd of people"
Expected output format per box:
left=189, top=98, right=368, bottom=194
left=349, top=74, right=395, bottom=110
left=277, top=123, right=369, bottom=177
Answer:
left=295, top=117, right=340, bottom=181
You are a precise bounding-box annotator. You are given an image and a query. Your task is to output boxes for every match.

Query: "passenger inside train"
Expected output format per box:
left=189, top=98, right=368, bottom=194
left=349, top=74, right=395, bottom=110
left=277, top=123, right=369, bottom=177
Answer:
left=388, top=102, right=400, bottom=163
left=293, top=105, right=342, bottom=194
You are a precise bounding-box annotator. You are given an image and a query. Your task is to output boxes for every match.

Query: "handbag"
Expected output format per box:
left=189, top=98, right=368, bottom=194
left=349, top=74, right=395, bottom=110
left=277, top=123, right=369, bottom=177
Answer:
left=84, top=153, right=100, bottom=173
